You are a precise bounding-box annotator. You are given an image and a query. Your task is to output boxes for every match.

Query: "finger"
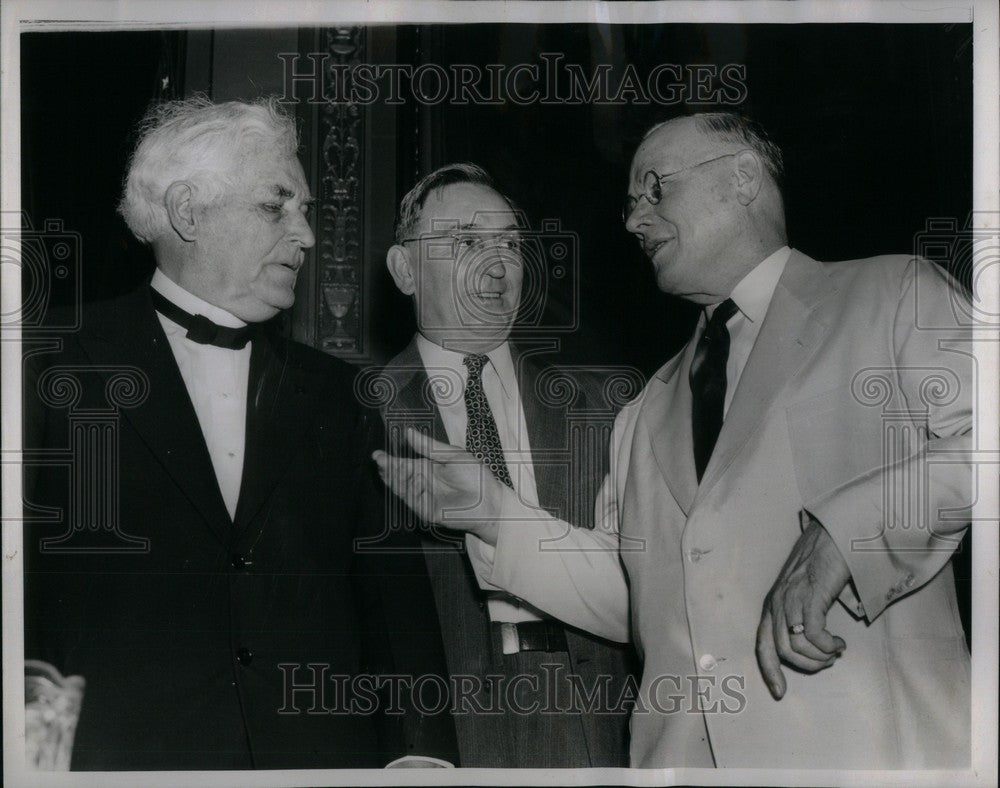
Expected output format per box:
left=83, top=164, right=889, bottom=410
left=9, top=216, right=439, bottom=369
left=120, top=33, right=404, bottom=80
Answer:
left=398, top=459, right=434, bottom=522
left=784, top=594, right=840, bottom=662
left=405, top=427, right=464, bottom=461
left=376, top=449, right=443, bottom=525
left=802, top=602, right=846, bottom=656
left=390, top=453, right=427, bottom=508
left=774, top=601, right=836, bottom=673
left=406, top=459, right=433, bottom=510
left=755, top=607, right=786, bottom=700
left=380, top=453, right=412, bottom=498
left=411, top=466, right=433, bottom=522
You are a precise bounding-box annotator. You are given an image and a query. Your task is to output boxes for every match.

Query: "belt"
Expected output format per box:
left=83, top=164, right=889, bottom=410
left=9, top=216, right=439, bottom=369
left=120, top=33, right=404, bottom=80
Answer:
left=495, top=620, right=569, bottom=655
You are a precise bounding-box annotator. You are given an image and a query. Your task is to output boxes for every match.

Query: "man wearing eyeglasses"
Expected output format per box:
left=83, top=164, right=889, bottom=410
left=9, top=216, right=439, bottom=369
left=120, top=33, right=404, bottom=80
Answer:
left=376, top=115, right=972, bottom=769
left=373, top=163, right=635, bottom=768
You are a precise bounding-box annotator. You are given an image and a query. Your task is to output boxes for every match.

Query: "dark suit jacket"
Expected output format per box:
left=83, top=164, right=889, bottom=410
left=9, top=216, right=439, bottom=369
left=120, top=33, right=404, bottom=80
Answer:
left=376, top=337, right=636, bottom=767
left=22, top=285, right=458, bottom=770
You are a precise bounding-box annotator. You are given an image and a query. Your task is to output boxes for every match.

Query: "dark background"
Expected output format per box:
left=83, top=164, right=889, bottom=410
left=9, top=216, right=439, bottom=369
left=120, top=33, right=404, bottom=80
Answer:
left=22, top=24, right=973, bottom=367
left=20, top=23, right=973, bottom=637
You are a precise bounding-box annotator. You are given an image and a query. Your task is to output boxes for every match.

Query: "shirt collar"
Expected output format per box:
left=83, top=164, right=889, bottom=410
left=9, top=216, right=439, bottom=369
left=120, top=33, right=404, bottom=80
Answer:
left=707, top=245, right=791, bottom=323
left=414, top=333, right=517, bottom=399
left=151, top=268, right=247, bottom=329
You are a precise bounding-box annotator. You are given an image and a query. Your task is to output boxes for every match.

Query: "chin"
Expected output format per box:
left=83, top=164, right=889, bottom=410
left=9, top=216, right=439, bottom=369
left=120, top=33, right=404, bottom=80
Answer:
left=240, top=301, right=287, bottom=324
left=654, top=270, right=679, bottom=295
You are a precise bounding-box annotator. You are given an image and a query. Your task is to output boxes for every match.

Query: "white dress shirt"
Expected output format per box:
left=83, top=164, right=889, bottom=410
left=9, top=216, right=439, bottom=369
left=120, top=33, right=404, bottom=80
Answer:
left=415, top=333, right=545, bottom=625
left=151, top=269, right=250, bottom=520
left=705, top=245, right=791, bottom=416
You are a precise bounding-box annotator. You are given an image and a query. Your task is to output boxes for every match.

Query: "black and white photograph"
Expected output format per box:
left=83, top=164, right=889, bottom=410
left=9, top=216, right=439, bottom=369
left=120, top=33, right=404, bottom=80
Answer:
left=2, top=1, right=997, bottom=786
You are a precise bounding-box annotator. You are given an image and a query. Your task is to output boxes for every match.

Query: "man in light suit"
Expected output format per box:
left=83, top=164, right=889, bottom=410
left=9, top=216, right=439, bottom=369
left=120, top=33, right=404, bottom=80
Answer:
left=372, top=163, right=635, bottom=767
left=23, top=96, right=457, bottom=769
left=375, top=114, right=973, bottom=768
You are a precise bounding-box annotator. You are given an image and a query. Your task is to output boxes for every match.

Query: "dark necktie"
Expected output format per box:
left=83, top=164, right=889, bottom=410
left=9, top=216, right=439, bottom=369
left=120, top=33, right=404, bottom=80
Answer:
left=463, top=354, right=514, bottom=489
left=689, top=298, right=739, bottom=482
left=151, top=289, right=255, bottom=350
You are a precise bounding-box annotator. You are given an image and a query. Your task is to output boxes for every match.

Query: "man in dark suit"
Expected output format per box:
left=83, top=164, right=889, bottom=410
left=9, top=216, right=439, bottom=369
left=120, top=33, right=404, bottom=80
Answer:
left=372, top=163, right=635, bottom=767
left=22, top=96, right=457, bottom=770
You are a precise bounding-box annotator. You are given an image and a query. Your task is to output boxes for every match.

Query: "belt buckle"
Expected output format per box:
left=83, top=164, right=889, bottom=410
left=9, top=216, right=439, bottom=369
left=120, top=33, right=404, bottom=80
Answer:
left=499, top=622, right=520, bottom=655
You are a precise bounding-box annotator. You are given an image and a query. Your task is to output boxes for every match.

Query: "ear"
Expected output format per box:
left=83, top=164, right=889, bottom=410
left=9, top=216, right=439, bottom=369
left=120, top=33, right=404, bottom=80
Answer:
left=386, top=244, right=416, bottom=296
left=164, top=181, right=199, bottom=242
left=733, top=150, right=765, bottom=206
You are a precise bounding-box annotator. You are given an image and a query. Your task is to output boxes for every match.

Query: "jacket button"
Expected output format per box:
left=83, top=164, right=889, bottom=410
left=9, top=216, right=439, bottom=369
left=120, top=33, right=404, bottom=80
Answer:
left=698, top=654, right=717, bottom=672
left=231, top=553, right=250, bottom=571
left=236, top=647, right=253, bottom=666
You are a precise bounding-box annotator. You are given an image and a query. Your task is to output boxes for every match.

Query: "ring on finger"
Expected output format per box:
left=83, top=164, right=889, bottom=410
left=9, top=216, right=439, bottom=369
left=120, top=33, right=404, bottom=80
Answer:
left=788, top=623, right=805, bottom=635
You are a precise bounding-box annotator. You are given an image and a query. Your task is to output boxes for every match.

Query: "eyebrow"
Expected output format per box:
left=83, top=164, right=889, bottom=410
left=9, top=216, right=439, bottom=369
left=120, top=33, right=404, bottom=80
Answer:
left=267, top=184, right=314, bottom=204
left=457, top=222, right=521, bottom=231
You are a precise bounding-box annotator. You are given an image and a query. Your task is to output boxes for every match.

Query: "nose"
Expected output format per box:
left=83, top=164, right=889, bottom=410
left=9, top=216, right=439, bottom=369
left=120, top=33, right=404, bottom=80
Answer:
left=624, top=195, right=652, bottom=237
left=287, top=209, right=316, bottom=249
left=483, top=257, right=506, bottom=278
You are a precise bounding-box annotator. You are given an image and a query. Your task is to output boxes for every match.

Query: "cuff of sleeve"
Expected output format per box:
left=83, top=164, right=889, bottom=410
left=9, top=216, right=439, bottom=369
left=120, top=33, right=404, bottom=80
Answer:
left=465, top=494, right=550, bottom=591
left=798, top=510, right=866, bottom=619
left=801, top=492, right=895, bottom=621
left=489, top=494, right=553, bottom=592
left=465, top=532, right=499, bottom=590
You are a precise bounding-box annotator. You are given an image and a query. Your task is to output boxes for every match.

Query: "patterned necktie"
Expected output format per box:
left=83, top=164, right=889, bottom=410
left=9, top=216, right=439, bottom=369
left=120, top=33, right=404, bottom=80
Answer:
left=689, top=298, right=739, bottom=482
left=463, top=354, right=514, bottom=489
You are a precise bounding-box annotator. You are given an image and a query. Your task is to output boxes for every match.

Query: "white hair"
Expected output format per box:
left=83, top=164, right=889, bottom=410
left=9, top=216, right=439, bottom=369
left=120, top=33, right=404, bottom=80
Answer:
left=118, top=95, right=298, bottom=244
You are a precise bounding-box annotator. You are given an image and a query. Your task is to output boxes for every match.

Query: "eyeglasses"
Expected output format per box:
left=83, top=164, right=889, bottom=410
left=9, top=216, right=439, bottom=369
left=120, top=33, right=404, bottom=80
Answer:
left=399, top=230, right=523, bottom=257
left=621, top=151, right=745, bottom=224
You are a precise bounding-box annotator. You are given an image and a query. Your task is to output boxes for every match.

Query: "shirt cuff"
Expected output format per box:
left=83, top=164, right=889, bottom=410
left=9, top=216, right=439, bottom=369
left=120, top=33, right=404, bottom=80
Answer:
left=465, top=491, right=548, bottom=590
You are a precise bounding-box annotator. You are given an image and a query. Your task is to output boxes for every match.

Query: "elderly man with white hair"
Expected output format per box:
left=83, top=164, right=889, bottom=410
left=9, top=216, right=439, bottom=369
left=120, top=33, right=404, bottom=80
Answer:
left=23, top=96, right=457, bottom=770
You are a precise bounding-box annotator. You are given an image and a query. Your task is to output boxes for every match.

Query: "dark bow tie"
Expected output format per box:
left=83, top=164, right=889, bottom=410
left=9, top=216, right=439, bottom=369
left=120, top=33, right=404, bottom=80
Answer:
left=150, top=289, right=256, bottom=350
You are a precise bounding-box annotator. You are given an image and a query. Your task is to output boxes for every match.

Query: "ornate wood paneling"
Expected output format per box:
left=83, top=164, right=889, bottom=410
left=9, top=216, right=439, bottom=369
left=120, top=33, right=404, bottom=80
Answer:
left=315, top=26, right=366, bottom=357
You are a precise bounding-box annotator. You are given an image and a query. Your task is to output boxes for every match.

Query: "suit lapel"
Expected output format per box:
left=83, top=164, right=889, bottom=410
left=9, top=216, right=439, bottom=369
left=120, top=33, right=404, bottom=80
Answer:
left=78, top=287, right=233, bottom=546
left=232, top=332, right=323, bottom=532
left=511, top=346, right=566, bottom=513
left=383, top=338, right=448, bottom=448
left=695, top=251, right=836, bottom=501
left=384, top=337, right=464, bottom=551
left=646, top=340, right=701, bottom=515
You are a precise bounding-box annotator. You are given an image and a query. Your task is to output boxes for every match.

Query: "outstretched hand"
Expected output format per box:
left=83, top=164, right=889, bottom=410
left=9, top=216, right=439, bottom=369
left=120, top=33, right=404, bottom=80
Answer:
left=372, top=427, right=510, bottom=545
left=756, top=515, right=851, bottom=700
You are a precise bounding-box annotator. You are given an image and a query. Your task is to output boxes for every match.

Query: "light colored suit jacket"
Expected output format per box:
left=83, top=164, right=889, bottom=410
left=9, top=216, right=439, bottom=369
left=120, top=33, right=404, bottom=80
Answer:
left=470, top=251, right=973, bottom=768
